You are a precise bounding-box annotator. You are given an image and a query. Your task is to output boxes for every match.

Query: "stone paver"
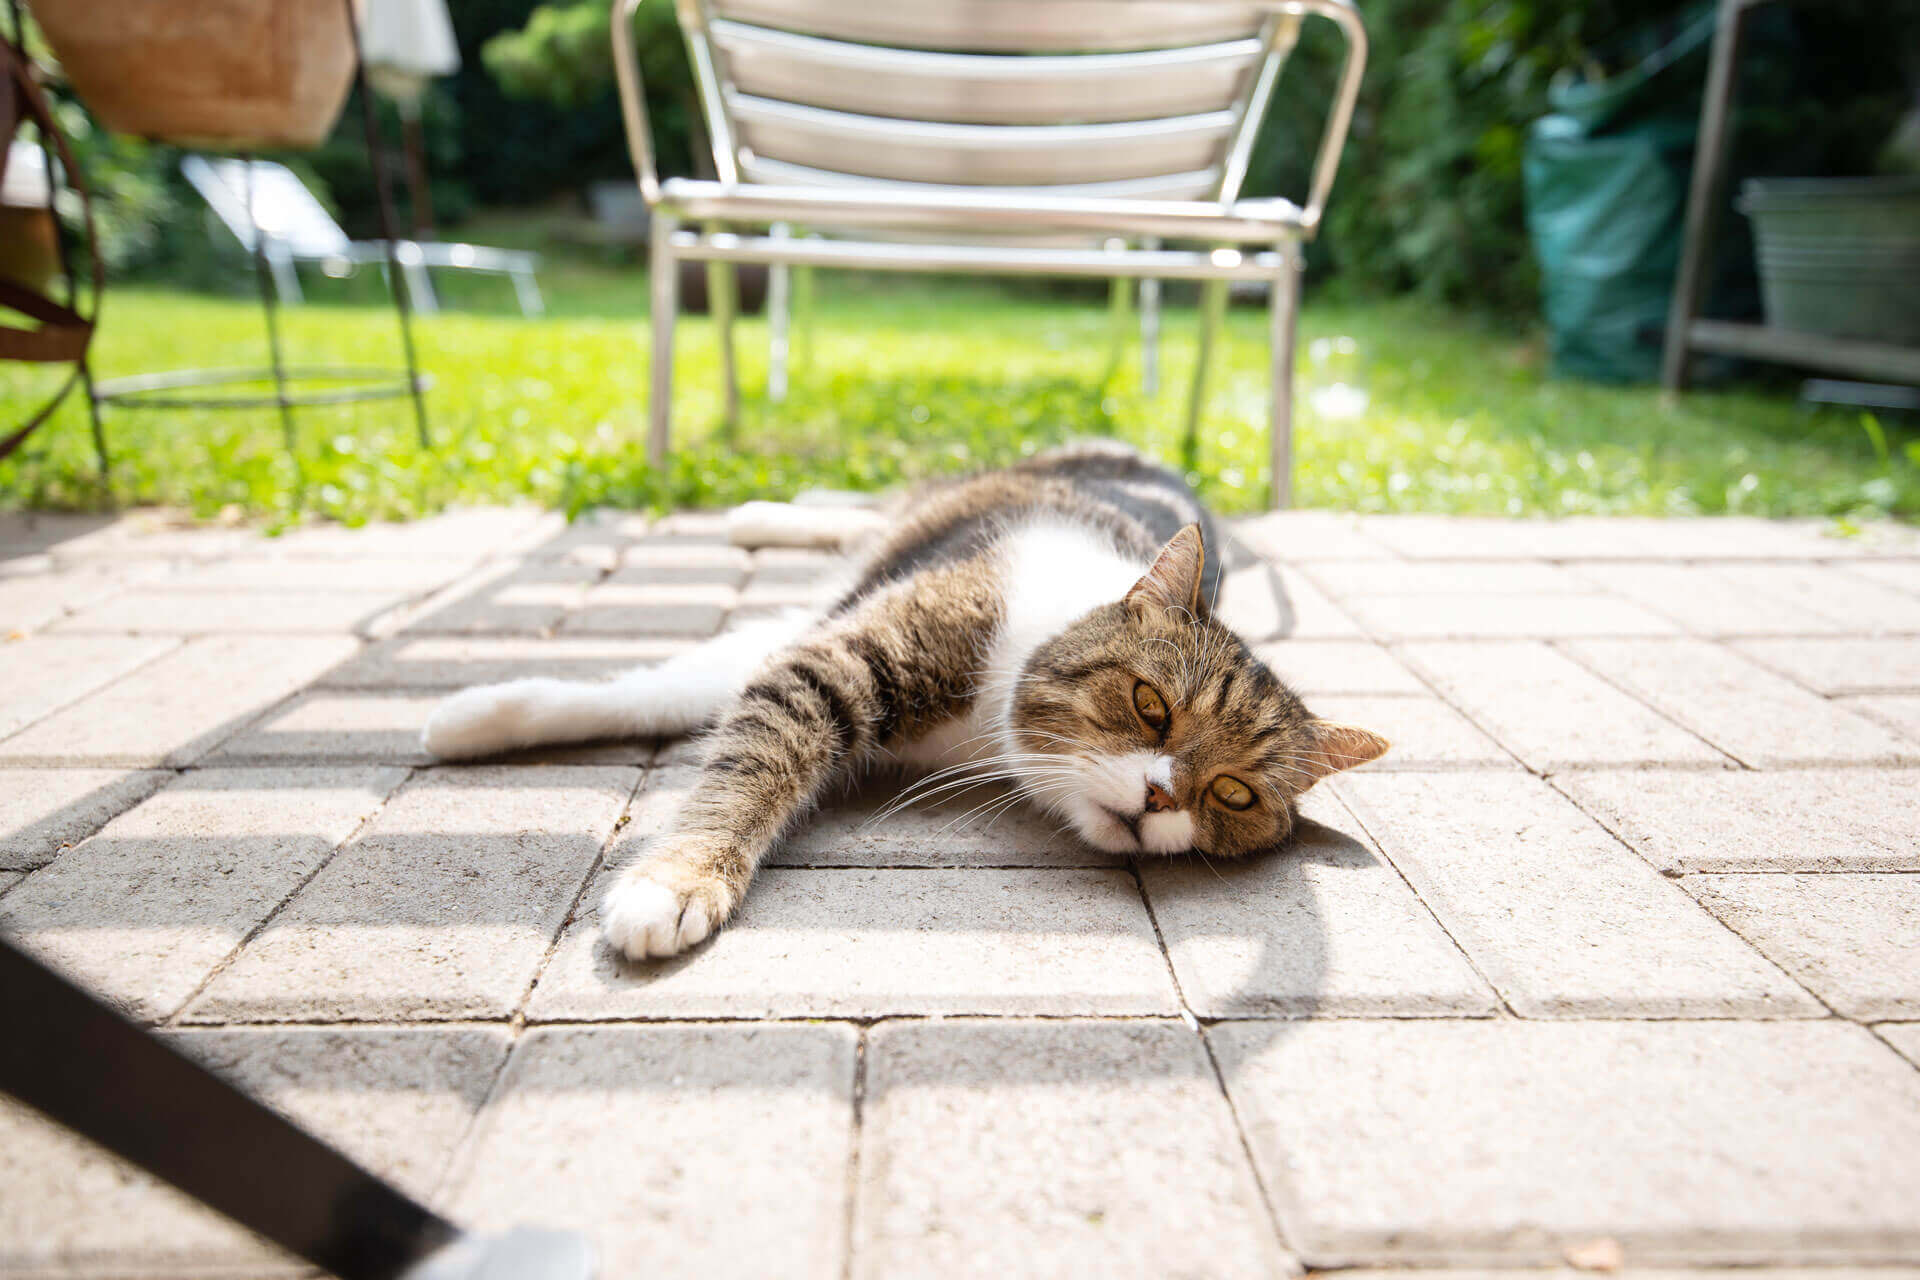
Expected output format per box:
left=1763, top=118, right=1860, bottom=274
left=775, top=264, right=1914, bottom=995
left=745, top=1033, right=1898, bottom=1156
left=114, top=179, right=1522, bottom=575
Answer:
left=444, top=1024, right=855, bottom=1280
left=394, top=559, right=600, bottom=635
left=319, top=634, right=685, bottom=689
left=562, top=580, right=736, bottom=635
left=157, top=554, right=476, bottom=593
left=52, top=587, right=411, bottom=634
left=1212, top=1019, right=1920, bottom=1266
left=1847, top=693, right=1920, bottom=743
left=0, top=767, right=405, bottom=1021
left=1334, top=771, right=1819, bottom=1018
left=1558, top=767, right=1920, bottom=872
left=208, top=691, right=441, bottom=764
left=1567, top=562, right=1847, bottom=636
left=1304, top=694, right=1515, bottom=769
left=857, top=1019, right=1284, bottom=1279
left=1143, top=795, right=1495, bottom=1017
left=186, top=765, right=636, bottom=1022
left=530, top=867, right=1177, bottom=1019
left=1253, top=640, right=1428, bottom=695
left=1880, top=1023, right=1920, bottom=1068
left=257, top=507, right=556, bottom=559
left=1398, top=640, right=1730, bottom=770
left=0, top=767, right=172, bottom=870
left=1843, top=559, right=1920, bottom=596
left=0, top=1025, right=507, bottom=1278
left=0, top=559, right=169, bottom=632
left=1220, top=563, right=1361, bottom=639
left=0, top=633, right=177, bottom=738
left=1232, top=509, right=1394, bottom=560
left=610, top=542, right=751, bottom=585
left=1687, top=874, right=1920, bottom=1020
left=1713, top=563, right=1920, bottom=633
left=1564, top=638, right=1917, bottom=767
left=1340, top=591, right=1679, bottom=640
left=0, top=870, right=21, bottom=895
left=773, top=774, right=1125, bottom=866
left=0, top=635, right=360, bottom=766
left=1730, top=637, right=1920, bottom=695
left=1302, top=559, right=1593, bottom=597
left=1356, top=515, right=1843, bottom=561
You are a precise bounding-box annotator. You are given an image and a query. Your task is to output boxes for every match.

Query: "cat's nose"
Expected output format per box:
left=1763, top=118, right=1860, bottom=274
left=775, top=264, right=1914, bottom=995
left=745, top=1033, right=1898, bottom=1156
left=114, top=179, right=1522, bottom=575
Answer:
left=1143, top=780, right=1176, bottom=813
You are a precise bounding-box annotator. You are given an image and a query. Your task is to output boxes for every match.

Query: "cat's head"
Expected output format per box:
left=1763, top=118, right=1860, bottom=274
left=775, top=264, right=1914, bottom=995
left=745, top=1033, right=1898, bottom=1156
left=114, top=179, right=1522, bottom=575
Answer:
left=1009, top=524, right=1388, bottom=857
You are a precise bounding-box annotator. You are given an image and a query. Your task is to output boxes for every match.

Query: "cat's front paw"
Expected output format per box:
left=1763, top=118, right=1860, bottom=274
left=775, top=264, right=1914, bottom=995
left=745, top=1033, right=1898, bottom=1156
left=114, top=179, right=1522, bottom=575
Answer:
left=601, top=860, right=736, bottom=960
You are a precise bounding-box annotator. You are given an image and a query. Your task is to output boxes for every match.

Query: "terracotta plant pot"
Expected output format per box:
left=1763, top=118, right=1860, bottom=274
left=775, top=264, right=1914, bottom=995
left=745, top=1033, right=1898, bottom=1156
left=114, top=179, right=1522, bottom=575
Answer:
left=30, top=0, right=361, bottom=149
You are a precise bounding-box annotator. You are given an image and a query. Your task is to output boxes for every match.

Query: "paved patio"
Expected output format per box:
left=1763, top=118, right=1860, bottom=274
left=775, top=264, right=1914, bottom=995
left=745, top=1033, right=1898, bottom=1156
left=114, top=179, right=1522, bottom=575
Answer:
left=3, top=504, right=1919, bottom=1279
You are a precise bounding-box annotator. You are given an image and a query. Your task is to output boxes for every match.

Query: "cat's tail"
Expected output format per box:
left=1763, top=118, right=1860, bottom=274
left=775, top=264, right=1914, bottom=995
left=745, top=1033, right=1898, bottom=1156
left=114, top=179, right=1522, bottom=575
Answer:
left=420, top=612, right=812, bottom=760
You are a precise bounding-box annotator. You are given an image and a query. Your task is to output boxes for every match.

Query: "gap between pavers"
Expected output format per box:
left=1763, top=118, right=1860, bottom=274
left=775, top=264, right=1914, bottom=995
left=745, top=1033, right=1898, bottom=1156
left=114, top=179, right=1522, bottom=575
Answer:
left=0, top=633, right=179, bottom=739
left=0, top=767, right=173, bottom=870
left=855, top=1018, right=1287, bottom=1280
left=318, top=634, right=691, bottom=691
left=1730, top=637, right=1920, bottom=696
left=1332, top=770, right=1823, bottom=1019
left=1878, top=1022, right=1920, bottom=1069
left=183, top=765, right=639, bottom=1025
left=1211, top=1018, right=1920, bottom=1267
left=1566, top=561, right=1850, bottom=637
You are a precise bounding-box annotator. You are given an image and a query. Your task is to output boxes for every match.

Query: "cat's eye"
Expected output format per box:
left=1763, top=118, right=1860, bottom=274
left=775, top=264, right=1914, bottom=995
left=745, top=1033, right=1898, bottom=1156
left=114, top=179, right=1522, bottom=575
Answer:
left=1210, top=775, right=1256, bottom=810
left=1132, top=681, right=1168, bottom=730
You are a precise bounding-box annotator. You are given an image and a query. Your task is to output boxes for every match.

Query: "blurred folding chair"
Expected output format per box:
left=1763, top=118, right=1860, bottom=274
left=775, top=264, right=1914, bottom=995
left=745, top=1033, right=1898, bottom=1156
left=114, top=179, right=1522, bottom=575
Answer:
left=613, top=0, right=1364, bottom=506
left=181, top=155, right=545, bottom=317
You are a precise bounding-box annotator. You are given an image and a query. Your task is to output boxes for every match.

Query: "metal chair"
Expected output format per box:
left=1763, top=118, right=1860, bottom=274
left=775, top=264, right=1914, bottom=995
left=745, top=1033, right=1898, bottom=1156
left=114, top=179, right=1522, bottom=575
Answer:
left=613, top=0, right=1365, bottom=506
left=181, top=156, right=546, bottom=317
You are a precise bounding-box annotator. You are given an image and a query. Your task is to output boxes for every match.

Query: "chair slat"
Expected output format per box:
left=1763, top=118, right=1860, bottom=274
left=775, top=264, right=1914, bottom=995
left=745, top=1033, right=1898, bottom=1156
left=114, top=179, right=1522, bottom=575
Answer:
left=712, top=21, right=1262, bottom=125
left=709, top=0, right=1263, bottom=51
left=731, top=96, right=1236, bottom=187
left=740, top=157, right=1223, bottom=203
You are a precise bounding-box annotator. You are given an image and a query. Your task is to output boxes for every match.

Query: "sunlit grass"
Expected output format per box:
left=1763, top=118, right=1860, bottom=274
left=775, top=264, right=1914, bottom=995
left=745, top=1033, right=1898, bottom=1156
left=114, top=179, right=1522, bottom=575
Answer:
left=3, top=262, right=1914, bottom=527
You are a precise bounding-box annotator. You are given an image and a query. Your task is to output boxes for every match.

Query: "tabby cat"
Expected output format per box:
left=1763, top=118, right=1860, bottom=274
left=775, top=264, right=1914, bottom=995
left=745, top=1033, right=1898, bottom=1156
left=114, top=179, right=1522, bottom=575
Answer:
left=422, top=443, right=1389, bottom=960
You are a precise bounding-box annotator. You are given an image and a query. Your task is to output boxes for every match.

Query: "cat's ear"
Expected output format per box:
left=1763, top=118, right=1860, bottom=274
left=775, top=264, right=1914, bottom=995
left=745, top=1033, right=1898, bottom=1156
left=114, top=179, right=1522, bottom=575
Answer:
left=1126, top=523, right=1208, bottom=618
left=1299, top=721, right=1391, bottom=782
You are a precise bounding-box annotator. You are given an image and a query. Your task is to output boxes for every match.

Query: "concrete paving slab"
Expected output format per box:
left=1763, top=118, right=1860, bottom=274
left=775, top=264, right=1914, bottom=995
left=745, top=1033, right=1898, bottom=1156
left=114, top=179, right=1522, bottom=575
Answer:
left=749, top=547, right=844, bottom=582
left=1567, top=562, right=1847, bottom=637
left=0, top=510, right=118, bottom=559
left=207, top=692, right=440, bottom=764
left=1340, top=592, right=1680, bottom=640
left=1845, top=693, right=1920, bottom=743
left=1302, top=559, right=1594, bottom=597
left=1687, top=873, right=1920, bottom=1020
left=318, top=634, right=685, bottom=690
left=1730, top=637, right=1920, bottom=695
left=1840, top=559, right=1920, bottom=597
left=265, top=507, right=555, bottom=559
left=1713, top=564, right=1920, bottom=634
left=1878, top=1022, right=1920, bottom=1068
left=1232, top=510, right=1394, bottom=560
left=1211, top=1019, right=1920, bottom=1266
left=528, top=867, right=1178, bottom=1020
left=1253, top=640, right=1428, bottom=695
left=1304, top=694, right=1515, bottom=769
left=1219, top=564, right=1363, bottom=640
left=609, top=543, right=751, bottom=585
left=186, top=765, right=636, bottom=1023
left=43, top=515, right=256, bottom=565
left=773, top=775, right=1124, bottom=867
left=1563, top=639, right=1917, bottom=767
left=444, top=1024, right=855, bottom=1280
left=1334, top=771, right=1820, bottom=1018
left=0, top=559, right=171, bottom=633
left=1357, top=516, right=1847, bottom=562
left=50, top=588, right=410, bottom=634
left=0, top=870, right=20, bottom=896
left=1398, top=641, right=1729, bottom=771
left=561, top=581, right=736, bottom=635
left=0, top=635, right=361, bottom=767
left=1143, top=794, right=1495, bottom=1017
left=389, top=559, right=601, bottom=636
left=0, top=1026, right=506, bottom=1278
left=0, top=633, right=177, bottom=738
left=0, top=767, right=173, bottom=870
left=857, top=1019, right=1284, bottom=1279
left=1558, top=767, right=1920, bottom=872
left=156, top=555, right=475, bottom=594
left=0, top=767, right=406, bottom=1021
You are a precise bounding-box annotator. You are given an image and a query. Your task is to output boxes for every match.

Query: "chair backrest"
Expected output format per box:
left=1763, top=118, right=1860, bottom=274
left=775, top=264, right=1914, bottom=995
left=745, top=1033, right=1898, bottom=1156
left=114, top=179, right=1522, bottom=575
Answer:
left=179, top=156, right=353, bottom=258
left=684, top=0, right=1296, bottom=203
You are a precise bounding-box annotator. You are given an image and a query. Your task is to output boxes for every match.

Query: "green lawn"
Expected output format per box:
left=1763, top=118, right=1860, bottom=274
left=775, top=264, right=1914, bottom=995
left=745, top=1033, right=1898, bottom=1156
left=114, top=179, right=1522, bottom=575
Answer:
left=3, top=251, right=1915, bottom=527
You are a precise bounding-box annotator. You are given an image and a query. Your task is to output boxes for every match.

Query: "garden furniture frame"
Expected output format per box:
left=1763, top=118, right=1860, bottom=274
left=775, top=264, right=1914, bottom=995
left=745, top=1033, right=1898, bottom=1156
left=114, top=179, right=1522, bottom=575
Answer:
left=613, top=0, right=1366, bottom=506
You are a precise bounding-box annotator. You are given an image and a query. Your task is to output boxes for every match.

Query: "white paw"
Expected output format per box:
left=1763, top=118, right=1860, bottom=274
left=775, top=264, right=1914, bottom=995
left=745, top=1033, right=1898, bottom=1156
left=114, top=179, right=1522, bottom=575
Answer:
left=601, top=873, right=717, bottom=960
left=421, top=686, right=522, bottom=760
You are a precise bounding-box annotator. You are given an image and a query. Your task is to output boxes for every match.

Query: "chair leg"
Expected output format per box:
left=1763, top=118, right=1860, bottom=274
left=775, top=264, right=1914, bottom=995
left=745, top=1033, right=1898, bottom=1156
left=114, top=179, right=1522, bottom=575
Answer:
left=1140, top=236, right=1161, bottom=395
left=708, top=256, right=739, bottom=434
left=767, top=224, right=791, bottom=404
left=793, top=261, right=816, bottom=378
left=1183, top=277, right=1227, bottom=473
left=1103, top=273, right=1132, bottom=387
left=649, top=213, right=680, bottom=468
left=402, top=259, right=438, bottom=314
left=267, top=249, right=302, bottom=305
left=1269, top=248, right=1303, bottom=510
left=512, top=267, right=544, bottom=317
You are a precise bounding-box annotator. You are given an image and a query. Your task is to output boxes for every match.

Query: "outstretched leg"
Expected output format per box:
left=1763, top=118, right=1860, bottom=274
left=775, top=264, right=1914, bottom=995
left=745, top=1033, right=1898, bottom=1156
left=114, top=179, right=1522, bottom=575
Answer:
left=420, top=613, right=811, bottom=759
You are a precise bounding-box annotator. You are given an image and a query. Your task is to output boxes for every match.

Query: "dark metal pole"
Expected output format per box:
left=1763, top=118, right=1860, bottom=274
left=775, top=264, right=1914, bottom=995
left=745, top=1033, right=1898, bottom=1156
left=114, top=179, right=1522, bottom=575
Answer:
left=244, top=154, right=300, bottom=456
left=344, top=0, right=430, bottom=449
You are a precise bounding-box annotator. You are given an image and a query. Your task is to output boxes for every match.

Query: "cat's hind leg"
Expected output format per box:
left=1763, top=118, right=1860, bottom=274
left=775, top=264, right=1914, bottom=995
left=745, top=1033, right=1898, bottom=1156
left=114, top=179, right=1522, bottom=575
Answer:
left=420, top=612, right=812, bottom=760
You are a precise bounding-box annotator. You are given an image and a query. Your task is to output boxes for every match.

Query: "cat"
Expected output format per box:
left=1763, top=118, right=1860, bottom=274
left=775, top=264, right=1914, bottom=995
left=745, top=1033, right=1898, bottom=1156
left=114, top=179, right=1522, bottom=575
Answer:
left=421, top=442, right=1389, bottom=960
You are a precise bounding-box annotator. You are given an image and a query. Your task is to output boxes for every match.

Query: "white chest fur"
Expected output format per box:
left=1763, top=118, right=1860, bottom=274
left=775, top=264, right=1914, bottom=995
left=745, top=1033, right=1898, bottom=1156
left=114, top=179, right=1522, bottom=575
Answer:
left=895, top=519, right=1146, bottom=771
